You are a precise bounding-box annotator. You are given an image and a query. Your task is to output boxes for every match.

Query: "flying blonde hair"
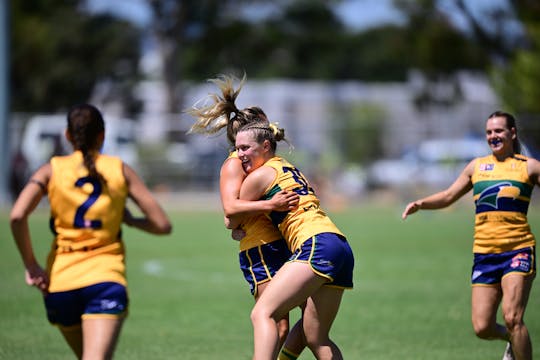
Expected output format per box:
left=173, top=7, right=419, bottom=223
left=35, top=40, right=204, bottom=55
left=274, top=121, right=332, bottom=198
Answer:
left=186, top=74, right=269, bottom=146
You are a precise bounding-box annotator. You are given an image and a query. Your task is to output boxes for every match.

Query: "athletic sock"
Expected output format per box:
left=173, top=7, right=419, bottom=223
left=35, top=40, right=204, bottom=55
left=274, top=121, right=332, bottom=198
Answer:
left=278, top=347, right=300, bottom=360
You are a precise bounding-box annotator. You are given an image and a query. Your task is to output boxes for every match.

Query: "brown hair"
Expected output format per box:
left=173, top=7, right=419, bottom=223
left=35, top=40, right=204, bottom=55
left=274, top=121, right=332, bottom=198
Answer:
left=67, top=103, right=106, bottom=183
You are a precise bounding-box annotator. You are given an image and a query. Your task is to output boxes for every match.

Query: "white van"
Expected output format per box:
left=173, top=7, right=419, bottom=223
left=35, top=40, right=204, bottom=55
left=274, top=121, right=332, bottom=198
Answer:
left=21, top=114, right=139, bottom=173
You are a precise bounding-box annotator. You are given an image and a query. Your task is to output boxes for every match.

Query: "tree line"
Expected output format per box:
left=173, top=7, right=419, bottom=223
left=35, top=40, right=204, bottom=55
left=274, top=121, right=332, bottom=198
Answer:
left=11, top=0, right=540, bottom=129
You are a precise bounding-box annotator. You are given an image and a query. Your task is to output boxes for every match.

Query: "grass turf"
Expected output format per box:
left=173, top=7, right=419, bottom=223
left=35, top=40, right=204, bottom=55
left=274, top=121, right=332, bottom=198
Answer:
left=1, top=201, right=539, bottom=359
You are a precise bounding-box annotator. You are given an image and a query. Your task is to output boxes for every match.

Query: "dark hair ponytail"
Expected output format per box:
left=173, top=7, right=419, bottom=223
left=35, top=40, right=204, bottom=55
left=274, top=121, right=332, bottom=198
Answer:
left=67, top=104, right=106, bottom=183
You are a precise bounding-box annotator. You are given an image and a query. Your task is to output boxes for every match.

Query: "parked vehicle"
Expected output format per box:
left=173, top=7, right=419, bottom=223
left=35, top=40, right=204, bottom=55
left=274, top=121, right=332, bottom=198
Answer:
left=366, top=137, right=489, bottom=189
left=21, top=115, right=139, bottom=173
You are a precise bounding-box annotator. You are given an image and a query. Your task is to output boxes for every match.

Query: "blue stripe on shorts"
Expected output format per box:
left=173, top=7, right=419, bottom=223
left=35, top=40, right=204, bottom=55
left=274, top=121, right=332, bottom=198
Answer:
left=291, top=232, right=354, bottom=288
left=239, top=238, right=291, bottom=296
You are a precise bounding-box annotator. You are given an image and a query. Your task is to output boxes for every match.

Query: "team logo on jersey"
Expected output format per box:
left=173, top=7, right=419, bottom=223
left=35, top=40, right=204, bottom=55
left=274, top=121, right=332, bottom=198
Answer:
left=477, top=181, right=520, bottom=209
left=479, top=163, right=494, bottom=171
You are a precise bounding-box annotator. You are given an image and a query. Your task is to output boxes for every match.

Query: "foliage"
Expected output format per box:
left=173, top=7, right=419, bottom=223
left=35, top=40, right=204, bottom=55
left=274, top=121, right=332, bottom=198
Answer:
left=489, top=4, right=540, bottom=116
left=180, top=1, right=413, bottom=82
left=334, top=102, right=385, bottom=164
left=12, top=0, right=540, bottom=126
left=11, top=0, right=142, bottom=112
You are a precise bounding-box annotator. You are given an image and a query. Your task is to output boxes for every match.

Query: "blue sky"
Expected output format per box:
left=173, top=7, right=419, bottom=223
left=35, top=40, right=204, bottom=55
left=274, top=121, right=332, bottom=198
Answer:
left=85, top=0, right=404, bottom=30
left=85, top=0, right=518, bottom=38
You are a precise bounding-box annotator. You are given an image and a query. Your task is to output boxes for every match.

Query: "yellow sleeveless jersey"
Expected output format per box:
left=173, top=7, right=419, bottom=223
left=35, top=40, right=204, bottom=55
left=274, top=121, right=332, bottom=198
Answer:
left=262, top=156, right=343, bottom=252
left=46, top=151, right=128, bottom=292
left=471, top=154, right=535, bottom=253
left=226, top=152, right=282, bottom=251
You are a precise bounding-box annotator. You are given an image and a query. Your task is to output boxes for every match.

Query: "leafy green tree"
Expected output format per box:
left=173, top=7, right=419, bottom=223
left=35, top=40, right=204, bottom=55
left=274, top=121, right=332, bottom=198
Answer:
left=11, top=0, right=141, bottom=112
left=389, top=0, right=540, bottom=152
left=392, top=0, right=489, bottom=109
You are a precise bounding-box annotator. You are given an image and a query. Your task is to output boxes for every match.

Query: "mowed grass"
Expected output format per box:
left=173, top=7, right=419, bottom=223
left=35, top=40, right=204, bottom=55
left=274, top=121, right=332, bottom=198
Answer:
left=1, top=200, right=540, bottom=359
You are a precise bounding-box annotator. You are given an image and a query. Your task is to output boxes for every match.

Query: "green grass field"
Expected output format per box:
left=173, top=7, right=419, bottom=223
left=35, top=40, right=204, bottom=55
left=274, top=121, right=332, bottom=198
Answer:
left=1, top=201, right=539, bottom=359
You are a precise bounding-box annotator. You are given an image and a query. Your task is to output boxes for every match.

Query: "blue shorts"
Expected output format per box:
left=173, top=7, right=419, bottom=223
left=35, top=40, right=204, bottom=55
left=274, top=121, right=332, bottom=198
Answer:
left=471, top=247, right=536, bottom=285
left=44, top=282, right=128, bottom=327
left=291, top=233, right=354, bottom=289
left=239, top=239, right=292, bottom=297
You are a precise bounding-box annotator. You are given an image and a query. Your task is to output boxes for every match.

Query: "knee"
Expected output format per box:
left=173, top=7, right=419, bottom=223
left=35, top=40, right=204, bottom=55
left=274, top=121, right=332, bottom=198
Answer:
left=503, top=310, right=524, bottom=333
left=250, top=306, right=262, bottom=325
left=250, top=304, right=272, bottom=326
left=472, top=318, right=493, bottom=339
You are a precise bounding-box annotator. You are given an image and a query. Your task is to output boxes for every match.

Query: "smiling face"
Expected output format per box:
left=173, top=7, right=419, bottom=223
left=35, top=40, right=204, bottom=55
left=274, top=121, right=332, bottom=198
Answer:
left=486, top=116, right=516, bottom=158
left=235, top=130, right=272, bottom=173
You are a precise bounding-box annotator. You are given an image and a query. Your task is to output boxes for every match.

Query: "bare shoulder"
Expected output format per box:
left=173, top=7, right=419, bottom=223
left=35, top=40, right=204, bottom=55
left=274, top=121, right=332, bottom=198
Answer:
left=242, top=165, right=276, bottom=194
left=220, top=156, right=243, bottom=176
left=248, top=165, right=277, bottom=181
left=461, top=158, right=477, bottom=176
left=527, top=157, right=540, bottom=184
left=33, top=163, right=52, bottom=183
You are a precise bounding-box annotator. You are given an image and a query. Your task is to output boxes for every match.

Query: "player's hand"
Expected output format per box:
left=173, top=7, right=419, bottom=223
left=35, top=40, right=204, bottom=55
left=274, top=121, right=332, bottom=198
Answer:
left=270, top=190, right=299, bottom=211
left=25, top=263, right=49, bottom=294
left=231, top=228, right=246, bottom=241
left=402, top=201, right=420, bottom=220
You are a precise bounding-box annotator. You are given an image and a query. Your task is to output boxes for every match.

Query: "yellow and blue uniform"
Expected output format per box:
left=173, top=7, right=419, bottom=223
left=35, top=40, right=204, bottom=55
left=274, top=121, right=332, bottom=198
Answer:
left=227, top=152, right=291, bottom=297
left=261, top=156, right=354, bottom=288
left=45, top=151, right=129, bottom=326
left=470, top=154, right=536, bottom=285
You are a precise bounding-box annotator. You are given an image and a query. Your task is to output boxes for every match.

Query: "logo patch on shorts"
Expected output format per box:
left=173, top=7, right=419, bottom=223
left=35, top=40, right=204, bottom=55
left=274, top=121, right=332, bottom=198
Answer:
left=316, top=260, right=334, bottom=268
left=510, top=253, right=530, bottom=271
left=101, top=299, right=122, bottom=311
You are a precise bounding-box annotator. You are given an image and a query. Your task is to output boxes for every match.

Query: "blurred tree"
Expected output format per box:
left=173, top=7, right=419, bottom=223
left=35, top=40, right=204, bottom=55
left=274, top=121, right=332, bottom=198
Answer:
left=146, top=0, right=264, bottom=114
left=487, top=1, right=540, bottom=111
left=181, top=0, right=411, bottom=81
left=147, top=0, right=415, bottom=118
left=393, top=0, right=489, bottom=109
left=394, top=0, right=540, bottom=151
left=335, top=102, right=385, bottom=164
left=11, top=0, right=142, bottom=113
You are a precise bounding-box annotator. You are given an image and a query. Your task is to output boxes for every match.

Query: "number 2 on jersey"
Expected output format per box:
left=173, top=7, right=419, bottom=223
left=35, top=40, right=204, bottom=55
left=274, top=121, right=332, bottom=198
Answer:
left=74, top=176, right=103, bottom=229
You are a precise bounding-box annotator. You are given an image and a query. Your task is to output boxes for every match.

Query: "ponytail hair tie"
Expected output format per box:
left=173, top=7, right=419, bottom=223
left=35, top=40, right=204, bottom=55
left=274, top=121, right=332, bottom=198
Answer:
left=269, top=122, right=279, bottom=136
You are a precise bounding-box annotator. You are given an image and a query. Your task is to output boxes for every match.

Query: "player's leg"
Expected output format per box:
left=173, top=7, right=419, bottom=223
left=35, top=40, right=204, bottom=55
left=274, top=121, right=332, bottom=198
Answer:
left=279, top=307, right=306, bottom=360
left=301, top=286, right=344, bottom=360
left=471, top=285, right=507, bottom=340
left=256, top=281, right=290, bottom=348
left=251, top=261, right=326, bottom=360
left=44, top=289, right=84, bottom=358
left=81, top=316, right=124, bottom=360
left=501, top=274, right=534, bottom=360
left=58, top=325, right=83, bottom=358
left=79, top=282, right=129, bottom=359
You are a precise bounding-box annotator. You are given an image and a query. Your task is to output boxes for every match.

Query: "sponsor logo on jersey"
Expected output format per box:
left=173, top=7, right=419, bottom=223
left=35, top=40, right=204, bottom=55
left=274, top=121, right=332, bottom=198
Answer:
left=479, top=163, right=494, bottom=171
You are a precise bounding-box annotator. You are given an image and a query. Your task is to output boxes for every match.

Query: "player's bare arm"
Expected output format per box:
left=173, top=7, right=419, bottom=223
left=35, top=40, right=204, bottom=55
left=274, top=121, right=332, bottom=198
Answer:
left=402, top=159, right=475, bottom=219
left=124, top=163, right=172, bottom=234
left=528, top=157, right=540, bottom=186
left=10, top=163, right=51, bottom=293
